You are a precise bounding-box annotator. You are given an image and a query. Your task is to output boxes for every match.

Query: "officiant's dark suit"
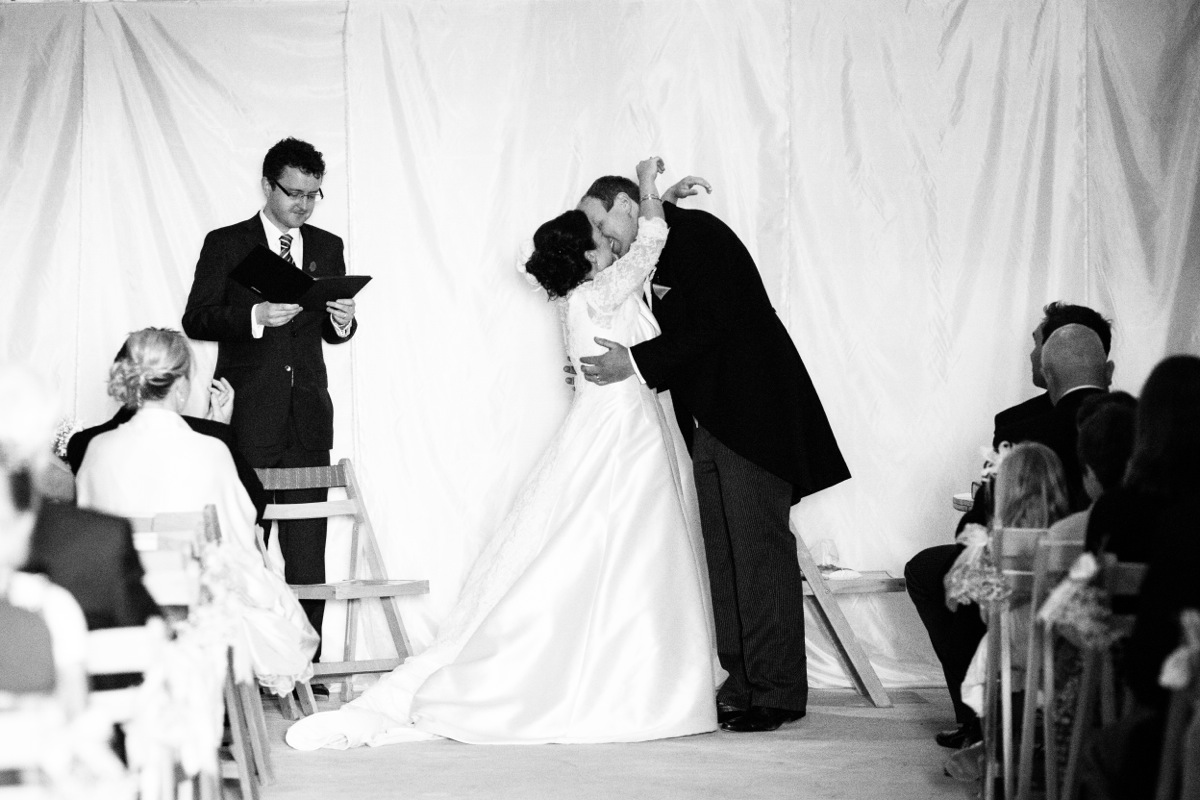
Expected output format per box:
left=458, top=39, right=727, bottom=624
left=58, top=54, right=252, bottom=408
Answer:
left=629, top=201, right=851, bottom=721
left=182, top=199, right=356, bottom=649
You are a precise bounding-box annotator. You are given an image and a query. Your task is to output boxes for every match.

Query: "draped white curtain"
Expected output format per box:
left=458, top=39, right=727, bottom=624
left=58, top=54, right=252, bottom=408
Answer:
left=2, top=0, right=1197, bottom=689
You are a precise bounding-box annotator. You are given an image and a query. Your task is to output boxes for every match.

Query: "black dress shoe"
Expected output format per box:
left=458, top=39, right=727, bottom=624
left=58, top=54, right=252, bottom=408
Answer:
left=935, top=721, right=981, bottom=749
left=717, top=701, right=745, bottom=725
left=720, top=705, right=805, bottom=733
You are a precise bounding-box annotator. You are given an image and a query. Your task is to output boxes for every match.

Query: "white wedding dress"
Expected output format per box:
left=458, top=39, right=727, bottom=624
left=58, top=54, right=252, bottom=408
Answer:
left=287, top=216, right=722, bottom=749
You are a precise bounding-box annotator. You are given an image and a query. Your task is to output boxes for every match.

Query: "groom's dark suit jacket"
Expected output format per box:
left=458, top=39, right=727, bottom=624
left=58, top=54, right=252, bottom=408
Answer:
left=181, top=215, right=356, bottom=456
left=631, top=202, right=850, bottom=503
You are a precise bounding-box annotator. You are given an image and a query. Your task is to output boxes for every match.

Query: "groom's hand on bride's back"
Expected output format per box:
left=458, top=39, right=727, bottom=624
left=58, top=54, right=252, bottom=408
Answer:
left=579, top=338, right=634, bottom=386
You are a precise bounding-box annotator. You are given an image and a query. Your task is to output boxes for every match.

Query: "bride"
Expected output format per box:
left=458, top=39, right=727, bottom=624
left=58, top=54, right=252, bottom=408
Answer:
left=287, top=157, right=722, bottom=749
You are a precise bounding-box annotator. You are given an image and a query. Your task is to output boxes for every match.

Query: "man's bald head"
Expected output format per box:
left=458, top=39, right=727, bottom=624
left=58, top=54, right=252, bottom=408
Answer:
left=1041, top=324, right=1113, bottom=403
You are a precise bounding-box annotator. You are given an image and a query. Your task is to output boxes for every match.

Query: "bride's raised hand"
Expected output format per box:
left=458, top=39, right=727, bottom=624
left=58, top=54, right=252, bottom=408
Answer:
left=663, top=176, right=712, bottom=205
left=636, top=156, right=665, bottom=183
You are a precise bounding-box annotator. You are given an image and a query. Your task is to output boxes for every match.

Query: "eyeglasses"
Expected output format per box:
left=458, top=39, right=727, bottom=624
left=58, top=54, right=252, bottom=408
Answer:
left=269, top=178, right=324, bottom=203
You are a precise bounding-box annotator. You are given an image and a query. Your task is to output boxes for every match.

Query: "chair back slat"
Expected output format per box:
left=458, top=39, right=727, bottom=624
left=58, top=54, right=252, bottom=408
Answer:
left=254, top=464, right=347, bottom=492
left=86, top=620, right=166, bottom=676
left=261, top=499, right=360, bottom=522
left=994, top=527, right=1047, bottom=572
left=1100, top=555, right=1148, bottom=597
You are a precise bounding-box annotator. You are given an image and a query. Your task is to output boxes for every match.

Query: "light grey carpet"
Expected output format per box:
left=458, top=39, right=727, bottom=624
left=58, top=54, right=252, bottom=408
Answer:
left=260, top=688, right=976, bottom=799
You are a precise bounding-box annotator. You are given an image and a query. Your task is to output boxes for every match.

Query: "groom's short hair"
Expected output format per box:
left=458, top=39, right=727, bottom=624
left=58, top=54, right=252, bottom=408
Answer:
left=583, top=176, right=640, bottom=211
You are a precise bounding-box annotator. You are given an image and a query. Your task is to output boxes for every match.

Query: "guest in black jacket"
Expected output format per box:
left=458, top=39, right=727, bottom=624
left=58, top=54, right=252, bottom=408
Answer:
left=906, top=307, right=1112, bottom=748
left=1082, top=354, right=1200, bottom=799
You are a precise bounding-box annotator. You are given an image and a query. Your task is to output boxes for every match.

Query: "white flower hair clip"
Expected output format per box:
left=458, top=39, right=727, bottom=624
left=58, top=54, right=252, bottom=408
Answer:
left=515, top=240, right=544, bottom=292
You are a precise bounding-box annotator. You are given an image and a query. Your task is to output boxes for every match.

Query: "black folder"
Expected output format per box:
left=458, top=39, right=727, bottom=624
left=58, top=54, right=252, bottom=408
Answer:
left=229, top=245, right=371, bottom=312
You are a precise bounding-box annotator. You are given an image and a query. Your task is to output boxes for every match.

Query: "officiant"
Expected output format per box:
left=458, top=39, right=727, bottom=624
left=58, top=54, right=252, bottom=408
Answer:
left=182, top=137, right=358, bottom=661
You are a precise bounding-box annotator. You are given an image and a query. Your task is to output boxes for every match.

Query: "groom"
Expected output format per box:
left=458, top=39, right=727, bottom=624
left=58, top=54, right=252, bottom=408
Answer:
left=578, top=175, right=850, bottom=732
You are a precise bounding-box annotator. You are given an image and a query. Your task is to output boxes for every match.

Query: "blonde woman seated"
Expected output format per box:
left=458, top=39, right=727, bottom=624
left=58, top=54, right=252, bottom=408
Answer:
left=76, top=329, right=318, bottom=694
left=958, top=441, right=1070, bottom=717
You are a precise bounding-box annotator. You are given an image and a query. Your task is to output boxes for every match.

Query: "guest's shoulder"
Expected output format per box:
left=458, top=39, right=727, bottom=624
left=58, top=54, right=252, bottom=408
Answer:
left=37, top=501, right=130, bottom=534
left=182, top=415, right=235, bottom=446
left=994, top=393, right=1052, bottom=432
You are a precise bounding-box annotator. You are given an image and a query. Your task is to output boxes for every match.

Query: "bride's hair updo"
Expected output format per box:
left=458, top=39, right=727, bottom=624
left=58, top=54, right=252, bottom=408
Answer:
left=524, top=210, right=596, bottom=299
left=107, top=328, right=193, bottom=409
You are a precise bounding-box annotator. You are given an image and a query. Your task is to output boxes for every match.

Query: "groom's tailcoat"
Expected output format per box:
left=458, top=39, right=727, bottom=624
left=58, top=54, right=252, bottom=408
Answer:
left=182, top=214, right=356, bottom=457
left=629, top=202, right=848, bottom=711
left=631, top=202, right=849, bottom=503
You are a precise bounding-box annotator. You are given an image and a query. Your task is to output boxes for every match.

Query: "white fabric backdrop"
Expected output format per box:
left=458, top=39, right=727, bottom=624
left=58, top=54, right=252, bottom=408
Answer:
left=2, top=0, right=1197, bottom=689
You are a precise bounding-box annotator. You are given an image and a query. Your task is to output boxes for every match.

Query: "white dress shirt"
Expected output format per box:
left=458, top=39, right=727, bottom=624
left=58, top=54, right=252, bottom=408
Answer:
left=252, top=211, right=350, bottom=338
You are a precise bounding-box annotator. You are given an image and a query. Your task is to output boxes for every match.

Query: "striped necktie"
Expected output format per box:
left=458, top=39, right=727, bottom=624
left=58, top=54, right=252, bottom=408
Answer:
left=280, top=233, right=295, bottom=266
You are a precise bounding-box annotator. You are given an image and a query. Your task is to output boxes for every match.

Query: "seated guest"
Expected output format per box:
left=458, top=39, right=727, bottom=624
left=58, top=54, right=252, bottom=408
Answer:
left=1081, top=354, right=1200, bottom=798
left=994, top=301, right=1115, bottom=435
left=8, top=366, right=160, bottom=637
left=992, top=441, right=1072, bottom=529
left=0, top=363, right=88, bottom=713
left=907, top=306, right=1113, bottom=748
left=1046, top=392, right=1136, bottom=544
left=957, top=442, right=1071, bottom=716
left=76, top=328, right=318, bottom=695
left=67, top=347, right=267, bottom=525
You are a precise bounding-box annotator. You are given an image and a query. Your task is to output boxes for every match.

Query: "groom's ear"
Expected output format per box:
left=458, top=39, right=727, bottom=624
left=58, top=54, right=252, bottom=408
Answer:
left=616, top=192, right=636, bottom=216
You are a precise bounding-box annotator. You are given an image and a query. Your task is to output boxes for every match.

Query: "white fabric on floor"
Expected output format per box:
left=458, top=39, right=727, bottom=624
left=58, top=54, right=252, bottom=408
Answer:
left=2, top=0, right=1198, bottom=689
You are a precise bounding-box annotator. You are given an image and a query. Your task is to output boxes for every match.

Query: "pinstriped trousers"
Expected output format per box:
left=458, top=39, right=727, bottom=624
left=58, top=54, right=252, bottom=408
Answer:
left=692, top=425, right=808, bottom=712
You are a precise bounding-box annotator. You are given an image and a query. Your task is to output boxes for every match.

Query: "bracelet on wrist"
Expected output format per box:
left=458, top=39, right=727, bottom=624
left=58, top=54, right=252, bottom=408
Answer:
left=640, top=193, right=661, bottom=202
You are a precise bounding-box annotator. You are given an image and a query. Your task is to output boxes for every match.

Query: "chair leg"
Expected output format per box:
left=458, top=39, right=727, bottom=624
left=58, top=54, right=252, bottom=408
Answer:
left=340, top=597, right=360, bottom=704
left=1001, top=609, right=1015, bottom=800
left=983, top=606, right=1002, bottom=800
left=295, top=681, right=318, bottom=716
left=238, top=683, right=274, bottom=786
left=223, top=676, right=259, bottom=800
left=1042, top=632, right=1058, bottom=800
left=275, top=690, right=301, bottom=721
left=1017, top=620, right=1042, bottom=800
left=1063, top=651, right=1098, bottom=800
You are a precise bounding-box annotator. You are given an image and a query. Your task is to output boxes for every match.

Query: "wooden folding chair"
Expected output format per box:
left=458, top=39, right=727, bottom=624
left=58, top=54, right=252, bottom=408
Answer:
left=1155, top=609, right=1200, bottom=800
left=982, top=527, right=1046, bottom=800
left=86, top=620, right=175, bottom=800
left=1060, top=557, right=1148, bottom=800
left=255, top=458, right=429, bottom=704
left=128, top=507, right=273, bottom=798
left=129, top=509, right=210, bottom=612
left=1015, top=538, right=1085, bottom=800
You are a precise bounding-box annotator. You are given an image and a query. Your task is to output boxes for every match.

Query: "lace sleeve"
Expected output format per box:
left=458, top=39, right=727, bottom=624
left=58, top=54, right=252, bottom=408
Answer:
left=586, top=216, right=668, bottom=315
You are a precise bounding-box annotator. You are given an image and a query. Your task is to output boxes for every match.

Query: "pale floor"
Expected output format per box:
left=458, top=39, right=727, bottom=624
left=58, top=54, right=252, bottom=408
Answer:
left=260, top=688, right=978, bottom=800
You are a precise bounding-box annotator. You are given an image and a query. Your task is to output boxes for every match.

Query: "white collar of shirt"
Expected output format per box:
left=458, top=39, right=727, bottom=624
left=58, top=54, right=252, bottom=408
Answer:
left=259, top=210, right=303, bottom=270
left=1055, top=384, right=1105, bottom=404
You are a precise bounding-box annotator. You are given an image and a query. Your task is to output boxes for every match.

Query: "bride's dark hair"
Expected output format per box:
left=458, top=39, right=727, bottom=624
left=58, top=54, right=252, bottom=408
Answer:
left=524, top=210, right=595, bottom=300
